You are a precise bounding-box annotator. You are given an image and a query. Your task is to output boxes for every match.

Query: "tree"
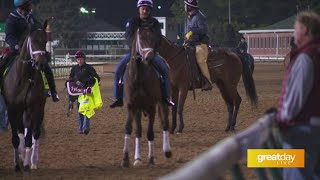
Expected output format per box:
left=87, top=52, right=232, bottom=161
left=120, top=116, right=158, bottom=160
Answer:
left=33, top=0, right=90, bottom=48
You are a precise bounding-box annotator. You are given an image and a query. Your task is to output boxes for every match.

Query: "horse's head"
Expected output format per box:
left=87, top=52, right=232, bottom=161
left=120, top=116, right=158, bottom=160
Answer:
left=133, top=27, right=157, bottom=64
left=20, top=20, right=49, bottom=69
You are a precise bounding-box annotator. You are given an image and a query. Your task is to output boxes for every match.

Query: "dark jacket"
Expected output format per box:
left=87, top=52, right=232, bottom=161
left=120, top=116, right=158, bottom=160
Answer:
left=125, top=16, right=162, bottom=50
left=237, top=41, right=248, bottom=53
left=186, top=10, right=210, bottom=45
left=5, top=10, right=38, bottom=53
left=69, top=63, right=100, bottom=87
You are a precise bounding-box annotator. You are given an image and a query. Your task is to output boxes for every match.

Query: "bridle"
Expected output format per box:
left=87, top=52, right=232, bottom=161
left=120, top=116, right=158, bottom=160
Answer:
left=135, top=28, right=154, bottom=61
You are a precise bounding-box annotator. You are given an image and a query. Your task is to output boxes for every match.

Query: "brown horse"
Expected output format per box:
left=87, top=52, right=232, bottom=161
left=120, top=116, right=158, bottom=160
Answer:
left=121, top=27, right=172, bottom=167
left=2, top=21, right=49, bottom=171
left=159, top=36, right=257, bottom=132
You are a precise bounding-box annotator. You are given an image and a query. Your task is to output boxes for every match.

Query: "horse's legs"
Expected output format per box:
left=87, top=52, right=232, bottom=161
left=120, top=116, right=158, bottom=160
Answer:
left=147, top=107, right=156, bottom=165
left=177, top=88, right=188, bottom=133
left=170, top=86, right=179, bottom=134
left=31, top=106, right=44, bottom=170
left=8, top=108, right=23, bottom=172
left=231, top=92, right=242, bottom=131
left=216, top=81, right=234, bottom=132
left=23, top=126, right=33, bottom=171
left=122, top=109, right=134, bottom=167
left=133, top=111, right=142, bottom=166
left=159, top=103, right=172, bottom=158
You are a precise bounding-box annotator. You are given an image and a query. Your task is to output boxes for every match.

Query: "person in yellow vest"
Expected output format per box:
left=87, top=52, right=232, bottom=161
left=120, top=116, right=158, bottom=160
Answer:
left=184, top=0, right=212, bottom=91
left=68, top=50, right=100, bottom=135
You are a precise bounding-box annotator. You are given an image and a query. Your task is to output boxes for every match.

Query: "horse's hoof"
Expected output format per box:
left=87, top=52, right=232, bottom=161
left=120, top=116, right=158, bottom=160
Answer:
left=225, top=127, right=230, bottom=132
left=148, top=157, right=155, bottom=165
left=165, top=151, right=172, bottom=158
left=31, top=164, right=37, bottom=169
left=133, top=159, right=142, bottom=166
left=15, top=165, right=21, bottom=172
left=24, top=165, right=30, bottom=172
left=169, top=129, right=175, bottom=134
left=230, top=127, right=235, bottom=131
left=121, top=159, right=130, bottom=168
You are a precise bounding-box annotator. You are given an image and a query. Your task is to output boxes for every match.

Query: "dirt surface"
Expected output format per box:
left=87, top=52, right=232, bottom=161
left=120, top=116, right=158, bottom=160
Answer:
left=0, top=63, right=285, bottom=180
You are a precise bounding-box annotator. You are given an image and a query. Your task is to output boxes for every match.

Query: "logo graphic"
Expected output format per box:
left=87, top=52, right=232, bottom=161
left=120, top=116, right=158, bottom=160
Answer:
left=247, top=149, right=304, bottom=168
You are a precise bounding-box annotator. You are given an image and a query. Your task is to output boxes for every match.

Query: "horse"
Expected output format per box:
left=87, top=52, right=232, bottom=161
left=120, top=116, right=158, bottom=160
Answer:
left=2, top=21, right=49, bottom=171
left=159, top=36, right=258, bottom=132
left=121, top=27, right=172, bottom=167
left=231, top=48, right=255, bottom=75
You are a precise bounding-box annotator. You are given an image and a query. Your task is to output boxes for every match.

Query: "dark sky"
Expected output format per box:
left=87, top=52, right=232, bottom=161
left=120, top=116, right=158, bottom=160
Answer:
left=85, top=0, right=174, bottom=30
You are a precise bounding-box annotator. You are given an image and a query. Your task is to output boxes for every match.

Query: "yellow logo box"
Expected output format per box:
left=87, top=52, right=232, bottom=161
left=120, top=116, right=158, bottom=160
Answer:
left=247, top=149, right=304, bottom=168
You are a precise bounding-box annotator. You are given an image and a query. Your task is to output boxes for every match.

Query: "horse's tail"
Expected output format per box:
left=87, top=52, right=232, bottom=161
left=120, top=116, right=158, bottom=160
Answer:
left=240, top=57, right=258, bottom=106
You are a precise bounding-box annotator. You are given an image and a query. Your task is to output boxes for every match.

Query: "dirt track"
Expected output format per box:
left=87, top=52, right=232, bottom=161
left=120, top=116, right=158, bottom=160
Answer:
left=0, top=63, right=285, bottom=180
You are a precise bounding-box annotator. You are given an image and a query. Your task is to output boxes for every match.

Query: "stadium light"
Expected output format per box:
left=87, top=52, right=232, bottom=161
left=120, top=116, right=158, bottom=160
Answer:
left=157, top=5, right=161, bottom=9
left=80, top=7, right=86, bottom=13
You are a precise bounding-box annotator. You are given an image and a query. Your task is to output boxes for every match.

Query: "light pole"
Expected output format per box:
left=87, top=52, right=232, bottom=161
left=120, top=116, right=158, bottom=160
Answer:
left=228, top=0, right=231, bottom=24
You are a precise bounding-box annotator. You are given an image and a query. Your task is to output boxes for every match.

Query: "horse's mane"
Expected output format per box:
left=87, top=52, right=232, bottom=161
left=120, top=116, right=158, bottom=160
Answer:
left=161, top=35, right=179, bottom=49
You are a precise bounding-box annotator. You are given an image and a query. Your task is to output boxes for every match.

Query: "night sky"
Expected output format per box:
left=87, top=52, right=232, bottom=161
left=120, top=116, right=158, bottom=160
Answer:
left=85, top=0, right=174, bottom=30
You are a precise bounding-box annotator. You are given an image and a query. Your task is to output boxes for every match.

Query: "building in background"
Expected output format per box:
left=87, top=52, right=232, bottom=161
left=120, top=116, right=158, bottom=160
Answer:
left=239, top=16, right=295, bottom=58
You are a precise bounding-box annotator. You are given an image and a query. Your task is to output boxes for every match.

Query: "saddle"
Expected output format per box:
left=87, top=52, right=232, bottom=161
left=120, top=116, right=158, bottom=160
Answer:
left=185, top=46, right=225, bottom=90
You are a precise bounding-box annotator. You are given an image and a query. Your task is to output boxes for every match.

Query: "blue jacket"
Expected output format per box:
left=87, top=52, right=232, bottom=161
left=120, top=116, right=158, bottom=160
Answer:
left=125, top=16, right=162, bottom=50
left=186, top=10, right=210, bottom=45
left=5, top=10, right=38, bottom=53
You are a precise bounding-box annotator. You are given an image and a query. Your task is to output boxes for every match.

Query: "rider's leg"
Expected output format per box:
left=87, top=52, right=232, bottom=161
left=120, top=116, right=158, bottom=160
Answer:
left=43, top=63, right=59, bottom=102
left=152, top=55, right=175, bottom=107
left=0, top=52, right=16, bottom=82
left=76, top=101, right=84, bottom=133
left=195, top=44, right=212, bottom=91
left=110, top=53, right=131, bottom=108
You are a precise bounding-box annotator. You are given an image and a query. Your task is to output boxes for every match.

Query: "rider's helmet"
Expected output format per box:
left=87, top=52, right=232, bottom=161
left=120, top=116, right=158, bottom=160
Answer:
left=75, top=50, right=86, bottom=59
left=184, top=0, right=198, bottom=10
left=137, top=0, right=153, bottom=8
left=14, top=0, right=31, bottom=8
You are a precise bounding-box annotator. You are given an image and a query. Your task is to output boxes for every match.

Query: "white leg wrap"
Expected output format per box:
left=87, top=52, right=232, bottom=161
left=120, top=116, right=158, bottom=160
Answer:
left=134, top=138, right=141, bottom=160
left=18, top=133, right=25, bottom=160
left=31, top=140, right=39, bottom=166
left=148, top=141, right=154, bottom=159
left=123, top=134, right=130, bottom=153
left=24, top=147, right=31, bottom=167
left=163, top=131, right=171, bottom=152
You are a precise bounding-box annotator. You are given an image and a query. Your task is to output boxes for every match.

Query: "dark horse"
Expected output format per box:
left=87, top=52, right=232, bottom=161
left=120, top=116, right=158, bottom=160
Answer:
left=121, top=27, right=172, bottom=167
left=159, top=37, right=258, bottom=132
left=2, top=21, right=49, bottom=171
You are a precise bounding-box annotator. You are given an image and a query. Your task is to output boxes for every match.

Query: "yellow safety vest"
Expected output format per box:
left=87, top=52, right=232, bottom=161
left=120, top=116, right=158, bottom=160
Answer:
left=78, top=78, right=103, bottom=118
